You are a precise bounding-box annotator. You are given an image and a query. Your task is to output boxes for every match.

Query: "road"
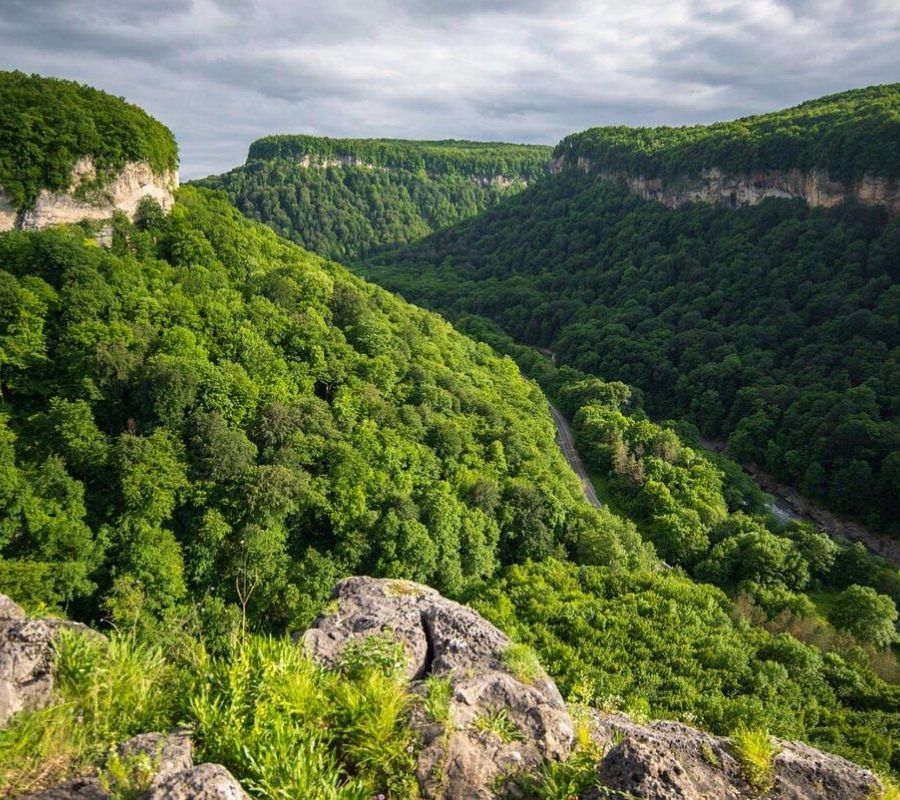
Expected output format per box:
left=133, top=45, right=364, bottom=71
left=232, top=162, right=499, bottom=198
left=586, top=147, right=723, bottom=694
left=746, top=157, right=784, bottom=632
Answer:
left=549, top=403, right=602, bottom=509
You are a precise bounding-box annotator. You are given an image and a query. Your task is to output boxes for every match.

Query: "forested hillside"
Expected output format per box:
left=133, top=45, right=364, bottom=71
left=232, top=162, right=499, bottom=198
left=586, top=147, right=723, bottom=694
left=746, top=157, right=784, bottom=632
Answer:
left=555, top=84, right=900, bottom=182
left=0, top=71, right=178, bottom=210
left=5, top=75, right=900, bottom=795
left=0, top=185, right=648, bottom=633
left=195, top=136, right=550, bottom=260
left=363, top=169, right=900, bottom=535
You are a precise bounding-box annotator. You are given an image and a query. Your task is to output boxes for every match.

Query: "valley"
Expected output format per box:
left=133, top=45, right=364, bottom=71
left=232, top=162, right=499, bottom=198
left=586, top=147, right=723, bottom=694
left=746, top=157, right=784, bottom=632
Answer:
left=1, top=70, right=899, bottom=799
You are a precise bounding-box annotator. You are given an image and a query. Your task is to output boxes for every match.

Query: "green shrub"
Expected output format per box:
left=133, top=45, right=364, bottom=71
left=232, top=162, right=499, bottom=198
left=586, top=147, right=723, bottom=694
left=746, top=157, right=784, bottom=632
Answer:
left=190, top=635, right=418, bottom=799
left=423, top=675, right=453, bottom=724
left=731, top=726, right=779, bottom=793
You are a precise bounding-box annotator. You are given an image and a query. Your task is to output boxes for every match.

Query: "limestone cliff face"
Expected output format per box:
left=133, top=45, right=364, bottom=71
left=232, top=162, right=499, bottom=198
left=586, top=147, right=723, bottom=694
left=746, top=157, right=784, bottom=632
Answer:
left=289, top=153, right=528, bottom=188
left=552, top=156, right=900, bottom=215
left=0, top=157, right=178, bottom=233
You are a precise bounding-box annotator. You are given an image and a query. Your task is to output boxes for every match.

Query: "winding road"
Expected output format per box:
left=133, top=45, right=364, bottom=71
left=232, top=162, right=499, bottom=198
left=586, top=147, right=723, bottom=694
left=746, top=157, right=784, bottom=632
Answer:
left=549, top=403, right=602, bottom=509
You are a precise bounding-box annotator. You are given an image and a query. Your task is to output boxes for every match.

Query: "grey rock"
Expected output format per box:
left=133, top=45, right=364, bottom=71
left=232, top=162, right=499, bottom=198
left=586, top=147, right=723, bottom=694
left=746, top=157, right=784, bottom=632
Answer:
left=0, top=617, right=94, bottom=727
left=302, top=576, right=574, bottom=799
left=770, top=738, right=882, bottom=800
left=586, top=712, right=882, bottom=800
left=119, top=730, right=194, bottom=785
left=25, top=732, right=247, bottom=800
left=147, top=763, right=250, bottom=800
left=0, top=592, right=25, bottom=620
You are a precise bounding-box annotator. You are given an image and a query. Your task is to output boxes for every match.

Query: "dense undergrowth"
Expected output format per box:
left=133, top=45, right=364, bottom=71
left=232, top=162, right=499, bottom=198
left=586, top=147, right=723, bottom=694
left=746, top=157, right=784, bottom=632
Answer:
left=0, top=630, right=420, bottom=799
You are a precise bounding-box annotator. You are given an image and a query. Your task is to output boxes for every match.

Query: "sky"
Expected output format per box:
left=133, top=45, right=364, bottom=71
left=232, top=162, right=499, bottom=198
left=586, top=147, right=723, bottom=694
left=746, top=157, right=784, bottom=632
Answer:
left=2, top=0, right=899, bottom=179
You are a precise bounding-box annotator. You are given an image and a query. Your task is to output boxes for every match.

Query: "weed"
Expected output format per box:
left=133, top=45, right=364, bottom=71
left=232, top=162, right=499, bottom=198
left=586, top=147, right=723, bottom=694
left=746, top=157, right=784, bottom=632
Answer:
left=472, top=708, right=523, bottom=744
left=501, top=643, right=542, bottom=685
left=337, top=634, right=408, bottom=679
left=731, top=726, right=779, bottom=793
left=99, top=749, right=159, bottom=800
left=423, top=675, right=453, bottom=724
left=701, top=742, right=722, bottom=768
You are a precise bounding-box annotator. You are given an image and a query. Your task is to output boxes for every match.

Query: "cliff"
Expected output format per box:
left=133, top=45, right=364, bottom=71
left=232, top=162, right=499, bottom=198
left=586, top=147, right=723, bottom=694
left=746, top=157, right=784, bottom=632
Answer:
left=552, top=156, right=900, bottom=214
left=0, top=156, right=178, bottom=233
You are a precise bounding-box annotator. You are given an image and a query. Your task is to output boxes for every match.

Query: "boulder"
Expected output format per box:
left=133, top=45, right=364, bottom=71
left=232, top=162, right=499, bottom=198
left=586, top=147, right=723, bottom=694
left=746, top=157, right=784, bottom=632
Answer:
left=118, top=730, right=194, bottom=784
left=0, top=592, right=25, bottom=621
left=0, top=614, right=95, bottom=727
left=147, top=764, right=249, bottom=800
left=302, top=576, right=574, bottom=799
left=585, top=712, right=881, bottom=800
left=24, top=732, right=248, bottom=800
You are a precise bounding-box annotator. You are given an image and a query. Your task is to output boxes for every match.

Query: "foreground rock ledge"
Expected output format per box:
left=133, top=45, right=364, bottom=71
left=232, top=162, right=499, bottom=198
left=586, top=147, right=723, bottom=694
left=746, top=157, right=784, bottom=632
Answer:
left=587, top=713, right=882, bottom=800
left=302, top=576, right=574, bottom=799
left=303, top=576, right=883, bottom=800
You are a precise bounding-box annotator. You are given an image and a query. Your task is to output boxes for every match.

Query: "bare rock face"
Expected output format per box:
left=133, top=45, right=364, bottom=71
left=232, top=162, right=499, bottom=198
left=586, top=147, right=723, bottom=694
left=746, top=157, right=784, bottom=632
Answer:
left=0, top=157, right=178, bottom=235
left=118, top=730, right=194, bottom=784
left=551, top=156, right=900, bottom=216
left=302, top=576, right=574, bottom=799
left=586, top=712, right=881, bottom=800
left=0, top=593, right=98, bottom=727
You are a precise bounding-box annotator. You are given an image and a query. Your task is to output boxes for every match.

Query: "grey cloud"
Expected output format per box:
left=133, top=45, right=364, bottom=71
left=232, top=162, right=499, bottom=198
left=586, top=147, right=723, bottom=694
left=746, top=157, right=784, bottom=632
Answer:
left=1, top=0, right=897, bottom=179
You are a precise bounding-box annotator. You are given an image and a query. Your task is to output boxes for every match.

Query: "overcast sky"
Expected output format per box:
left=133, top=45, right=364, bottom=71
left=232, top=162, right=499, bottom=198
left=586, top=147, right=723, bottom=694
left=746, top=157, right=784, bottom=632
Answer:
left=2, top=0, right=899, bottom=179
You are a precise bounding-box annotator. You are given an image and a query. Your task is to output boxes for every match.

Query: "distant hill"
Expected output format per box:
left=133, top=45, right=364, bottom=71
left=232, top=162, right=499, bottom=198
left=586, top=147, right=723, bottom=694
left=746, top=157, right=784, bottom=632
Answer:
left=555, top=84, right=900, bottom=183
left=193, top=136, right=551, bottom=260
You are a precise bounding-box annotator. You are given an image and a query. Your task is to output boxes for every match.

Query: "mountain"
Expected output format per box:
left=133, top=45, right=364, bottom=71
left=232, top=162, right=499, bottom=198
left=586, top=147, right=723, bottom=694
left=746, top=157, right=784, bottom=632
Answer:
left=359, top=86, right=900, bottom=537
left=194, top=135, right=551, bottom=260
left=3, top=73, right=900, bottom=796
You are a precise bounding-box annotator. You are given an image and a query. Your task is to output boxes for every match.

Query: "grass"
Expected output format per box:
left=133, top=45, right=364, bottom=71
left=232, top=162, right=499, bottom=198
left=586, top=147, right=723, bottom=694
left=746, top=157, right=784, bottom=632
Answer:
left=731, top=726, right=779, bottom=793
left=0, top=628, right=187, bottom=797
left=190, top=635, right=418, bottom=799
left=423, top=675, right=453, bottom=724
left=99, top=749, right=159, bottom=800
left=471, top=708, right=523, bottom=744
left=501, top=643, right=543, bottom=685
left=0, top=630, right=422, bottom=800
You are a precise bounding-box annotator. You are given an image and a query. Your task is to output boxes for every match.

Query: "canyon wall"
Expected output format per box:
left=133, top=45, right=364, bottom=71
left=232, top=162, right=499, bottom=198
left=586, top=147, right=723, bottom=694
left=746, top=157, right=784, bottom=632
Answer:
left=553, top=156, right=900, bottom=215
left=0, top=157, right=178, bottom=233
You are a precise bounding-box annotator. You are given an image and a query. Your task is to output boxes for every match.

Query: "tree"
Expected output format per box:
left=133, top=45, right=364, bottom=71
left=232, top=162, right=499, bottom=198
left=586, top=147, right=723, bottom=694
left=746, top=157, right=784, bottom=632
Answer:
left=829, top=585, right=899, bottom=648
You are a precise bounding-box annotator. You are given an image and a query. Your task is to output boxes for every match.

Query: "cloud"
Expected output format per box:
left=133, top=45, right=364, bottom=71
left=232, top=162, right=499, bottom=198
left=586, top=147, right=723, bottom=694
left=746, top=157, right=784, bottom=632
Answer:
left=1, top=0, right=898, bottom=178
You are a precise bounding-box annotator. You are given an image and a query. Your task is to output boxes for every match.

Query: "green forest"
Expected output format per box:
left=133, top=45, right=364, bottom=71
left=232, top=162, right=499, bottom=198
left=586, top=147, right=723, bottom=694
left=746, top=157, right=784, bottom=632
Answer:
left=3, top=74, right=900, bottom=797
left=195, top=137, right=549, bottom=260
left=0, top=71, right=178, bottom=211
left=363, top=170, right=900, bottom=535
left=554, top=84, right=900, bottom=182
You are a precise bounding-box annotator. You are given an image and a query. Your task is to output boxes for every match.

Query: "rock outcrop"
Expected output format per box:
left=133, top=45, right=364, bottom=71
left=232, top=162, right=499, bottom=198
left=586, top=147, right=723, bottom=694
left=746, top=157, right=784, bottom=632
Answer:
left=586, top=712, right=882, bottom=800
left=25, top=731, right=249, bottom=800
left=552, top=156, right=900, bottom=215
left=303, top=577, right=883, bottom=800
left=0, top=593, right=97, bottom=727
left=0, top=157, right=178, bottom=234
left=302, top=576, right=574, bottom=799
